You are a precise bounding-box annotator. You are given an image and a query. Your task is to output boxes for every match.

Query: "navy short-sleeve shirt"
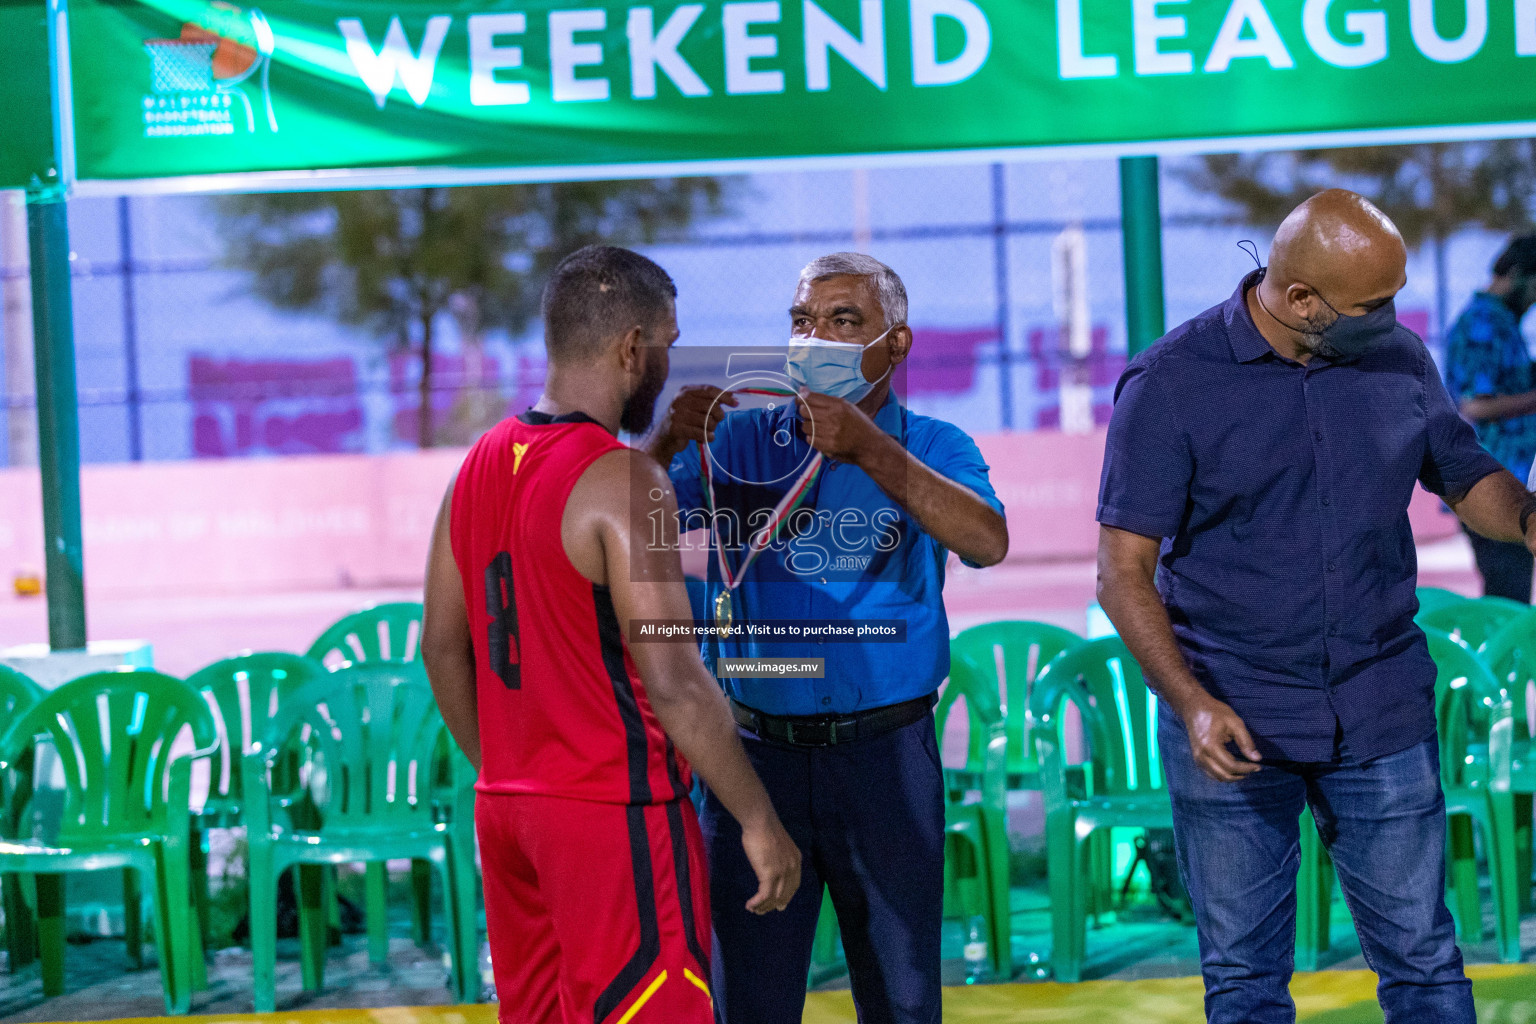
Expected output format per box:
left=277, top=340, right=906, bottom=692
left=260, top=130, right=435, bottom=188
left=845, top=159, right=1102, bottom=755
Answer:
left=1098, top=270, right=1503, bottom=763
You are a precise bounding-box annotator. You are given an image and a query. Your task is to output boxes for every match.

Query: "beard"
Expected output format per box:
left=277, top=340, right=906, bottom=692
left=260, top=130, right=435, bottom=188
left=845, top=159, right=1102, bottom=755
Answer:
left=1294, top=307, right=1340, bottom=357
left=619, top=355, right=668, bottom=434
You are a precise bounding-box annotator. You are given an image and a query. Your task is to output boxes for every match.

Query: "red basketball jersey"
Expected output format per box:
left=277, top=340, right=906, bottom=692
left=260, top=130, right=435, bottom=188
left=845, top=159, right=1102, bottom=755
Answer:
left=450, top=411, right=692, bottom=806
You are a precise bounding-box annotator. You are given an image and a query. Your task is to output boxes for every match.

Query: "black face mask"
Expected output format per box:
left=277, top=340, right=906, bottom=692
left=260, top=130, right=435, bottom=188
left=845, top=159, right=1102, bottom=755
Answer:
left=1252, top=274, right=1397, bottom=362
left=1306, top=291, right=1399, bottom=361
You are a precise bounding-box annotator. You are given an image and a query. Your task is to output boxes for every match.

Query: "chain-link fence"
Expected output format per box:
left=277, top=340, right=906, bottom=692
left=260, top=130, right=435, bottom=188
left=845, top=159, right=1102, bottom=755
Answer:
left=0, top=157, right=1516, bottom=467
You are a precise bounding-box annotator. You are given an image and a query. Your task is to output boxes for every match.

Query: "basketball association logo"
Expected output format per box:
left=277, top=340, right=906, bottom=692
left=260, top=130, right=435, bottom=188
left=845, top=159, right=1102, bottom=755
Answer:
left=141, top=1, right=278, bottom=138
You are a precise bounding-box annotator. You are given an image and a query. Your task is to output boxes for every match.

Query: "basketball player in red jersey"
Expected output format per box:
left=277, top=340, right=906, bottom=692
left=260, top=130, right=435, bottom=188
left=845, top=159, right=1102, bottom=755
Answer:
left=421, top=246, right=800, bottom=1024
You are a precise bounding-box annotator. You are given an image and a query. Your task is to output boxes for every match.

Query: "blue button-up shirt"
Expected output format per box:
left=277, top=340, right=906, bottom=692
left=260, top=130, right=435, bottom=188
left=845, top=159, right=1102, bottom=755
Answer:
left=1098, top=270, right=1503, bottom=763
left=669, top=392, right=1003, bottom=716
left=1442, top=291, right=1536, bottom=480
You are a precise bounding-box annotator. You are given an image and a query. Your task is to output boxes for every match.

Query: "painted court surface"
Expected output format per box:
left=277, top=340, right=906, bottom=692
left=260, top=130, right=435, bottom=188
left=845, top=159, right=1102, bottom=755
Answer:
left=44, top=966, right=1535, bottom=1024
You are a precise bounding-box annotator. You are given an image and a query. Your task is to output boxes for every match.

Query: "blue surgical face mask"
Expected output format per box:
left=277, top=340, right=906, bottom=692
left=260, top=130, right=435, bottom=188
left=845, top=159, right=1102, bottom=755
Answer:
left=785, top=328, right=892, bottom=402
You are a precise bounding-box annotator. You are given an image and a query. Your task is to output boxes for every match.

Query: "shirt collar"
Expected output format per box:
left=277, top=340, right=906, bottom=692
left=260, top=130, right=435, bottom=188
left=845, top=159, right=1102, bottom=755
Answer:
left=1224, top=268, right=1276, bottom=364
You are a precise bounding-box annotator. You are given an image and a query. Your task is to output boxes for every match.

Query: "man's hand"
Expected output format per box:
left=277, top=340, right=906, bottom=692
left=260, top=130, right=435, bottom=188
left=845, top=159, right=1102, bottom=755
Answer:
left=796, top=389, right=887, bottom=464
left=1180, top=695, right=1262, bottom=782
left=741, top=817, right=802, bottom=914
left=643, top=385, right=737, bottom=466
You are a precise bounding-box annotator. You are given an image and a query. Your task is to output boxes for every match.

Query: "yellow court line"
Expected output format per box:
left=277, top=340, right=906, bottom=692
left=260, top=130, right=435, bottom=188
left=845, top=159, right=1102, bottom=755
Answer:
left=614, top=969, right=668, bottom=1024
left=683, top=967, right=713, bottom=1003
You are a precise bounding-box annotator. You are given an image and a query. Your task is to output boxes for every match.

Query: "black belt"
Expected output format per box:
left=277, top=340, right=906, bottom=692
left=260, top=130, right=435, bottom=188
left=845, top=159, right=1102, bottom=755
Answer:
left=730, top=694, right=934, bottom=748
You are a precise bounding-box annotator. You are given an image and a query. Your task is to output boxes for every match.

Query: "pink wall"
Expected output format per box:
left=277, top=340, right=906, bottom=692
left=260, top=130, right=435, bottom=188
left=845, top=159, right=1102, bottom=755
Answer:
left=0, top=450, right=464, bottom=599
left=0, top=430, right=1464, bottom=600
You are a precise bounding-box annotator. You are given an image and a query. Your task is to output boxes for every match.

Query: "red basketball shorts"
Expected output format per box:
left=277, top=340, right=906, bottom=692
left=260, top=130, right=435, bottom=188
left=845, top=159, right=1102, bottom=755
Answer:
left=476, top=791, right=713, bottom=1024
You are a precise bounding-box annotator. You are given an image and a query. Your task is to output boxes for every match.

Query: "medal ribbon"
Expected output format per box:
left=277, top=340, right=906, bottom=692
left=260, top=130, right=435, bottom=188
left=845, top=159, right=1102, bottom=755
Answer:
left=700, top=388, right=824, bottom=592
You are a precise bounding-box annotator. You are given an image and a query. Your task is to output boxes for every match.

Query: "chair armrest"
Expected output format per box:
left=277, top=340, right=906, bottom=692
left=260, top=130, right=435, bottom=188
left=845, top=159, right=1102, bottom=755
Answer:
left=166, top=755, right=195, bottom=844
left=1036, top=726, right=1071, bottom=816
left=978, top=719, right=1007, bottom=811
left=1488, top=696, right=1515, bottom=794
left=240, top=748, right=276, bottom=838
left=452, top=751, right=477, bottom=827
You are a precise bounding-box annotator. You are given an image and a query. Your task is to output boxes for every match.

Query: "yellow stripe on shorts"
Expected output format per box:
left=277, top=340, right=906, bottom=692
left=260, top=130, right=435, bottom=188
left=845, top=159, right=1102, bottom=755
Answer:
left=615, top=970, right=667, bottom=1024
left=683, top=967, right=712, bottom=1003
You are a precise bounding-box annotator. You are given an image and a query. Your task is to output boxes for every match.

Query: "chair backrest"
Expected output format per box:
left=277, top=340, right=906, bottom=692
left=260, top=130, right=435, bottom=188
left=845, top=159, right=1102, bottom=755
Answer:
left=306, top=602, right=423, bottom=669
left=1417, top=595, right=1527, bottom=652
left=1424, top=628, right=1511, bottom=789
left=1031, top=637, right=1163, bottom=798
left=0, top=670, right=217, bottom=841
left=951, top=621, right=1083, bottom=774
left=1480, top=606, right=1536, bottom=743
left=0, top=666, right=43, bottom=828
left=1415, top=586, right=1469, bottom=618
left=186, top=651, right=328, bottom=813
left=935, top=652, right=1003, bottom=775
left=256, top=662, right=446, bottom=831
left=0, top=664, right=43, bottom=725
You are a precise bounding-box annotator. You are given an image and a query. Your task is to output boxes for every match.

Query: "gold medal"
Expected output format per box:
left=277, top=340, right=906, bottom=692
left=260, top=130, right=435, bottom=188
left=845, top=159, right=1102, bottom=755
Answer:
left=713, top=590, right=734, bottom=636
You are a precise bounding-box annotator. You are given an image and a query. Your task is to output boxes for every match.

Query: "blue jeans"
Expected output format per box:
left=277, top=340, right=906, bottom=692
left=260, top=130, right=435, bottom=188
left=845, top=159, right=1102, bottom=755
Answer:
left=1160, top=712, right=1474, bottom=1024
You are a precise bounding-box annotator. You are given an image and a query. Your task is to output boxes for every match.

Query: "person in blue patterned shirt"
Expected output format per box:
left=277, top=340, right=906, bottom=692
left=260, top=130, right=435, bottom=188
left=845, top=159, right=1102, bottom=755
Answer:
left=1443, top=235, right=1536, bottom=601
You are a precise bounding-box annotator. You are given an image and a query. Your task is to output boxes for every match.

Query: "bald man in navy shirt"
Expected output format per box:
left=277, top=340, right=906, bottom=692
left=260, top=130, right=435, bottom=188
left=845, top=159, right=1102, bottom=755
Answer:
left=1098, top=190, right=1536, bottom=1023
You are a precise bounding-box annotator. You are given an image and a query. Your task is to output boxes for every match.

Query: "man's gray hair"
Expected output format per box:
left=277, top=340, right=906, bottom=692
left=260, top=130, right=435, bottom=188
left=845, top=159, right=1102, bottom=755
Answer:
left=799, top=252, right=908, bottom=329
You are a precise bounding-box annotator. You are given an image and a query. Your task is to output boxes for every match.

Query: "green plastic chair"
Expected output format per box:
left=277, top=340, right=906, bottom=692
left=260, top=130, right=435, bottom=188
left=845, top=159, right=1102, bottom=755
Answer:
left=306, top=602, right=435, bottom=946
left=948, top=621, right=1083, bottom=786
left=1479, top=608, right=1536, bottom=914
left=1424, top=628, right=1522, bottom=963
left=242, top=662, right=479, bottom=1011
left=1294, top=808, right=1335, bottom=972
left=937, top=653, right=1013, bottom=980
left=1417, top=595, right=1528, bottom=653
left=184, top=652, right=328, bottom=981
left=1031, top=637, right=1173, bottom=983
left=307, top=602, right=424, bottom=669
left=1416, top=586, right=1470, bottom=617
left=808, top=891, right=844, bottom=987
left=0, top=670, right=217, bottom=1013
left=0, top=666, right=43, bottom=972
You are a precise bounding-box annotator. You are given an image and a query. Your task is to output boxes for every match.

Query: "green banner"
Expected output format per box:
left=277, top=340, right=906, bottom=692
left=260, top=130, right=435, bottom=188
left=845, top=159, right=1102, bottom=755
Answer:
left=1, top=0, right=58, bottom=190
left=65, top=0, right=1536, bottom=189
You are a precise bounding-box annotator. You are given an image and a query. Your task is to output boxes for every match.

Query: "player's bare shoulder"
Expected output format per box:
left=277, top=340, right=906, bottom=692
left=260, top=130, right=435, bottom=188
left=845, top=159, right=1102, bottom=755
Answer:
left=562, top=448, right=677, bottom=585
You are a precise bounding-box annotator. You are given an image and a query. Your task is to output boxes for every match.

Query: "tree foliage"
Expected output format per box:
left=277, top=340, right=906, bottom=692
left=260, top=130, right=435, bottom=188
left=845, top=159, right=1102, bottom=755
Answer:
left=1177, top=142, right=1536, bottom=248
left=214, top=178, right=727, bottom=446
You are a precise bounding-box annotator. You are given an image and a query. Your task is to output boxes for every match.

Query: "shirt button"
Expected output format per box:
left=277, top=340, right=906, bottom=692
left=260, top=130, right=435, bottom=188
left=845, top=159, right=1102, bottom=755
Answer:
left=822, top=696, right=831, bottom=706
left=1321, top=497, right=1331, bottom=506
left=1327, top=562, right=1336, bottom=572
left=1314, top=431, right=1323, bottom=441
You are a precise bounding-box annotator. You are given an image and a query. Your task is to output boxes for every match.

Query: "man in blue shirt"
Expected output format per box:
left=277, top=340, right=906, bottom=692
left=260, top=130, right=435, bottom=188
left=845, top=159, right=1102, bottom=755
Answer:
left=1097, top=190, right=1536, bottom=1024
left=645, top=252, right=1008, bottom=1024
left=1442, top=235, right=1536, bottom=601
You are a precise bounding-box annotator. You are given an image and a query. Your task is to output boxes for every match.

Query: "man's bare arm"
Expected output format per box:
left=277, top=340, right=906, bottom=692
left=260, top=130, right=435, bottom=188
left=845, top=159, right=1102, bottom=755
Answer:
left=1461, top=392, right=1536, bottom=423
left=1097, top=525, right=1260, bottom=782
left=854, top=432, right=1009, bottom=567
left=575, top=451, right=801, bottom=914
left=1448, top=469, right=1536, bottom=547
left=421, top=484, right=481, bottom=773
left=796, top=390, right=1009, bottom=567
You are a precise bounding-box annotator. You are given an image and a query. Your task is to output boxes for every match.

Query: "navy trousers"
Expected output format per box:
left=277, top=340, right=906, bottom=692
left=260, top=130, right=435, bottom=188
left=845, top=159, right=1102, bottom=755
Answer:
left=701, top=711, right=945, bottom=1024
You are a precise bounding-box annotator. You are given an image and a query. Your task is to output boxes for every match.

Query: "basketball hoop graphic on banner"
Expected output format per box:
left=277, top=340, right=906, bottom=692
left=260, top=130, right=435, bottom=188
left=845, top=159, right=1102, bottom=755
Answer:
left=142, top=2, right=278, bottom=138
